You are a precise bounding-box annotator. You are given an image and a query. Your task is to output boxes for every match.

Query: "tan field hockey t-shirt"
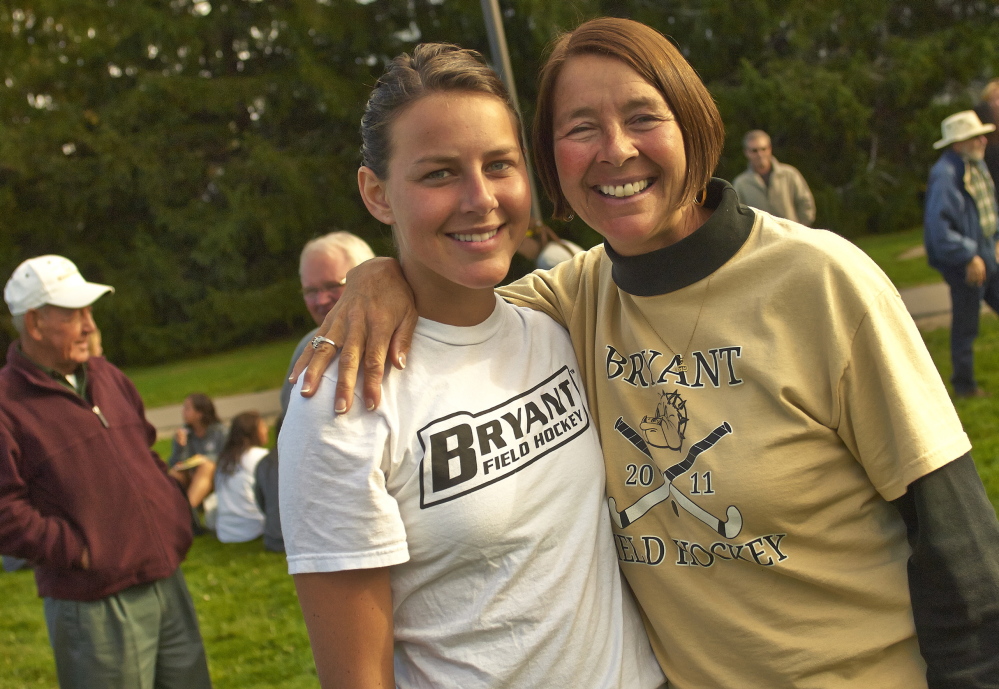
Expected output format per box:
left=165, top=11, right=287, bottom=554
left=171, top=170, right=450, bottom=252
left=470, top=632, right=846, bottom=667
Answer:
left=499, top=190, right=969, bottom=688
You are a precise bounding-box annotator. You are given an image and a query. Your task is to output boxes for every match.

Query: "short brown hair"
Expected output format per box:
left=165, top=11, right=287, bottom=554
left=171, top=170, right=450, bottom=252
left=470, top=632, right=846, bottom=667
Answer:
left=742, top=129, right=771, bottom=149
left=186, top=392, right=220, bottom=428
left=532, top=18, right=724, bottom=221
left=360, top=43, right=522, bottom=179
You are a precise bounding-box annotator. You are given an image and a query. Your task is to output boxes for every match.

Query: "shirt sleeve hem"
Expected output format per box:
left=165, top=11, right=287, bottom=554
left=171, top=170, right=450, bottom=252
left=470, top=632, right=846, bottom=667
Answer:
left=286, top=543, right=409, bottom=574
left=879, top=434, right=973, bottom=501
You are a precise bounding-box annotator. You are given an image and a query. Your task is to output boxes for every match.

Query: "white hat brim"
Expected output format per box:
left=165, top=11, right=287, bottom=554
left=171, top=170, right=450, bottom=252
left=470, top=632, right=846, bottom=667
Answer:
left=44, top=282, right=114, bottom=310
left=934, top=122, right=996, bottom=149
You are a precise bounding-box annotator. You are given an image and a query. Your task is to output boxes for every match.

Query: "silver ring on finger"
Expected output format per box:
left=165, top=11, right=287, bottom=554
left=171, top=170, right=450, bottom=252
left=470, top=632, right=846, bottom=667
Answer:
left=311, top=336, right=337, bottom=350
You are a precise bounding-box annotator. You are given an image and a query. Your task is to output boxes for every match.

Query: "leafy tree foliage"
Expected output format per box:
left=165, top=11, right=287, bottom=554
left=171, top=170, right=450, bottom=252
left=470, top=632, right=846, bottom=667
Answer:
left=704, top=0, right=999, bottom=235
left=1, top=0, right=376, bottom=363
left=1, top=0, right=997, bottom=364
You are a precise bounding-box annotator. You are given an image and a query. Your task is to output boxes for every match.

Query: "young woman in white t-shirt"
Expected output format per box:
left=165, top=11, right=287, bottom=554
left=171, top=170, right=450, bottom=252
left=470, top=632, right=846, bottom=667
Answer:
left=279, top=44, right=664, bottom=689
left=214, top=411, right=267, bottom=543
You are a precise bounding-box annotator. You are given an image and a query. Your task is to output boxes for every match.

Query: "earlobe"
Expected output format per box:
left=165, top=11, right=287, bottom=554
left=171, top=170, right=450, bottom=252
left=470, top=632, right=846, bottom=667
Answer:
left=358, top=166, right=395, bottom=226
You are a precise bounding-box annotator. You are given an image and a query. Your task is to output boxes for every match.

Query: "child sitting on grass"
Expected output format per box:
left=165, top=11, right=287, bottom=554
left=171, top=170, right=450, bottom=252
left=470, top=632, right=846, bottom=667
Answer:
left=214, top=411, right=268, bottom=543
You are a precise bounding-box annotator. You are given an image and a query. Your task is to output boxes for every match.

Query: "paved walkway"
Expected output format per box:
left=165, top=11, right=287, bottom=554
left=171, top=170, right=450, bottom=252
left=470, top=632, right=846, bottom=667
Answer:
left=902, top=281, right=953, bottom=331
left=143, top=281, right=970, bottom=436
left=902, top=280, right=997, bottom=331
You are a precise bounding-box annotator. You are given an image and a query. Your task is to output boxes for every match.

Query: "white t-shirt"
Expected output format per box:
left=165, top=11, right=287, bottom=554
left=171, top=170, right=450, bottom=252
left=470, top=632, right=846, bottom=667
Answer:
left=280, top=295, right=664, bottom=689
left=214, top=446, right=267, bottom=543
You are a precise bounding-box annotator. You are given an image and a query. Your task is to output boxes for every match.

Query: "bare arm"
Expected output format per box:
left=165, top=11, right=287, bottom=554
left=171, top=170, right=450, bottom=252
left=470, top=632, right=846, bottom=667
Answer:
left=294, top=568, right=395, bottom=689
left=290, top=253, right=585, bottom=413
left=291, top=257, right=418, bottom=414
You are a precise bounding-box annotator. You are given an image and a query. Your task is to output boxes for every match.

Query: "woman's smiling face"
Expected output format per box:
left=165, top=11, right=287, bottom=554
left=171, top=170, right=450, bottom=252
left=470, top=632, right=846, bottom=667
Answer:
left=358, top=91, right=530, bottom=322
left=552, top=54, right=692, bottom=256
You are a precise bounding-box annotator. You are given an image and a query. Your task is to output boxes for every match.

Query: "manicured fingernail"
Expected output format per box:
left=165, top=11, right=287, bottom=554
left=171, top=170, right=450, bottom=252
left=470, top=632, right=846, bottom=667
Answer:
left=301, top=383, right=311, bottom=394
left=334, top=399, right=347, bottom=414
left=366, top=399, right=375, bottom=411
left=398, top=353, right=406, bottom=369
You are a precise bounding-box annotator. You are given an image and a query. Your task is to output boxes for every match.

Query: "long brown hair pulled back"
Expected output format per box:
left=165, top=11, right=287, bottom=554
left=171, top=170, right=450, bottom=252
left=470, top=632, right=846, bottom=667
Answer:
left=360, top=42, right=523, bottom=179
left=533, top=17, right=725, bottom=221
left=217, top=411, right=262, bottom=477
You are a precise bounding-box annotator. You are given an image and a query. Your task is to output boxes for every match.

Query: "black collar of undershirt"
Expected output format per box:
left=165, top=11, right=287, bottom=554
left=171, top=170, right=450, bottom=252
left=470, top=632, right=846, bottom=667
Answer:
left=604, top=178, right=755, bottom=296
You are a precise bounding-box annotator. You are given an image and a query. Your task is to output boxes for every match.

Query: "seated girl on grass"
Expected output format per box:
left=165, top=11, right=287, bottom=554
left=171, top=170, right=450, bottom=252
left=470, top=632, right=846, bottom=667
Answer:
left=214, top=411, right=268, bottom=544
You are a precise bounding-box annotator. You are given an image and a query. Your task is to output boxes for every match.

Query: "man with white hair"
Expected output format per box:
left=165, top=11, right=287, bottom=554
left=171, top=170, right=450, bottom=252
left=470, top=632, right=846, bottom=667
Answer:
left=279, top=231, right=375, bottom=413
left=0, top=255, right=211, bottom=688
left=925, top=110, right=999, bottom=398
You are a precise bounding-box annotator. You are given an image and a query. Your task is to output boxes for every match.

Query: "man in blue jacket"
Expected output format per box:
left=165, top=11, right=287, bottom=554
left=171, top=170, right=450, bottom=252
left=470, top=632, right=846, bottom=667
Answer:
left=925, top=110, right=999, bottom=397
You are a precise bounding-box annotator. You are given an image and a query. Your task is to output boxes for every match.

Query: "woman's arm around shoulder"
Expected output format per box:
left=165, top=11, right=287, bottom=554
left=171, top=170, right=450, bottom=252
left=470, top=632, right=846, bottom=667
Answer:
left=292, top=249, right=593, bottom=412
left=293, top=257, right=417, bottom=414
left=294, top=567, right=395, bottom=689
left=496, top=243, right=593, bottom=327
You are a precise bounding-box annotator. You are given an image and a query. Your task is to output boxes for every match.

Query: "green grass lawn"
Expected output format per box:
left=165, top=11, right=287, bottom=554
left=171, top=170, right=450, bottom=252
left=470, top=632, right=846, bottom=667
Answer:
left=124, top=337, right=301, bottom=409
left=849, top=226, right=941, bottom=289
left=922, top=316, right=999, bottom=511
left=0, top=538, right=315, bottom=689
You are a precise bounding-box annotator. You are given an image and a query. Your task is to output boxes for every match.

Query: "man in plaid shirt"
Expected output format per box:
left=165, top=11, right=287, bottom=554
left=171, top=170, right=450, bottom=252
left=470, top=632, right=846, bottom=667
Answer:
left=925, top=110, right=999, bottom=398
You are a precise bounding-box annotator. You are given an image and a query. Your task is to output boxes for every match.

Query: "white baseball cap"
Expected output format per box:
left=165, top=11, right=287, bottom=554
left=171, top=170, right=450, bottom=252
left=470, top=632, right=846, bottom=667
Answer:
left=4, top=255, right=114, bottom=316
left=933, top=110, right=996, bottom=149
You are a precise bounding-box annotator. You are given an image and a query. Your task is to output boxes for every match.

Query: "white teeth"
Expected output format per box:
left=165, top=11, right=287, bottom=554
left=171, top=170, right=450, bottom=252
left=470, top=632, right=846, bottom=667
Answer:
left=452, top=229, right=499, bottom=242
left=599, top=178, right=649, bottom=198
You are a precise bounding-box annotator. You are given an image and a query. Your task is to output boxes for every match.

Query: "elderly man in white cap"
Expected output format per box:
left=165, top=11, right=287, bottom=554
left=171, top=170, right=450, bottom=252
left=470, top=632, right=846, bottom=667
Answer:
left=0, top=256, right=212, bottom=688
left=925, top=111, right=999, bottom=398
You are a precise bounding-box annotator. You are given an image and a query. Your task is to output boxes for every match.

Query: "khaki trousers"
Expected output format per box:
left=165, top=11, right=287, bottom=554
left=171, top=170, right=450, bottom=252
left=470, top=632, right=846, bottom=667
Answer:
left=44, top=567, right=211, bottom=689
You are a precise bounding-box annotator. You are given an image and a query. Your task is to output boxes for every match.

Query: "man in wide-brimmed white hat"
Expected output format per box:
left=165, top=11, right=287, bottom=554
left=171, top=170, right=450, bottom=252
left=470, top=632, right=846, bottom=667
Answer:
left=0, top=255, right=212, bottom=688
left=924, top=110, right=999, bottom=398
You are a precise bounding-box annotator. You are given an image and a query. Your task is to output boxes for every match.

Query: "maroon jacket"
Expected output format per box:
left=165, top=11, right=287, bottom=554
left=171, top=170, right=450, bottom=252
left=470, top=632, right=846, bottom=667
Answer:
left=0, top=342, right=192, bottom=601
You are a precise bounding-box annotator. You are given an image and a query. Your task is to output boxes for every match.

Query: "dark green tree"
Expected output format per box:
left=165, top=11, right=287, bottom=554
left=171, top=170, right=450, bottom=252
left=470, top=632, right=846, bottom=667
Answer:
left=1, top=0, right=375, bottom=362
left=2, top=1, right=997, bottom=364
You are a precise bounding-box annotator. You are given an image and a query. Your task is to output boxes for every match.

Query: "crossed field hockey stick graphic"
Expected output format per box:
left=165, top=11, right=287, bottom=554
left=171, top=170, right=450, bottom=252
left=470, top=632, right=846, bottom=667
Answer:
left=609, top=417, right=743, bottom=539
